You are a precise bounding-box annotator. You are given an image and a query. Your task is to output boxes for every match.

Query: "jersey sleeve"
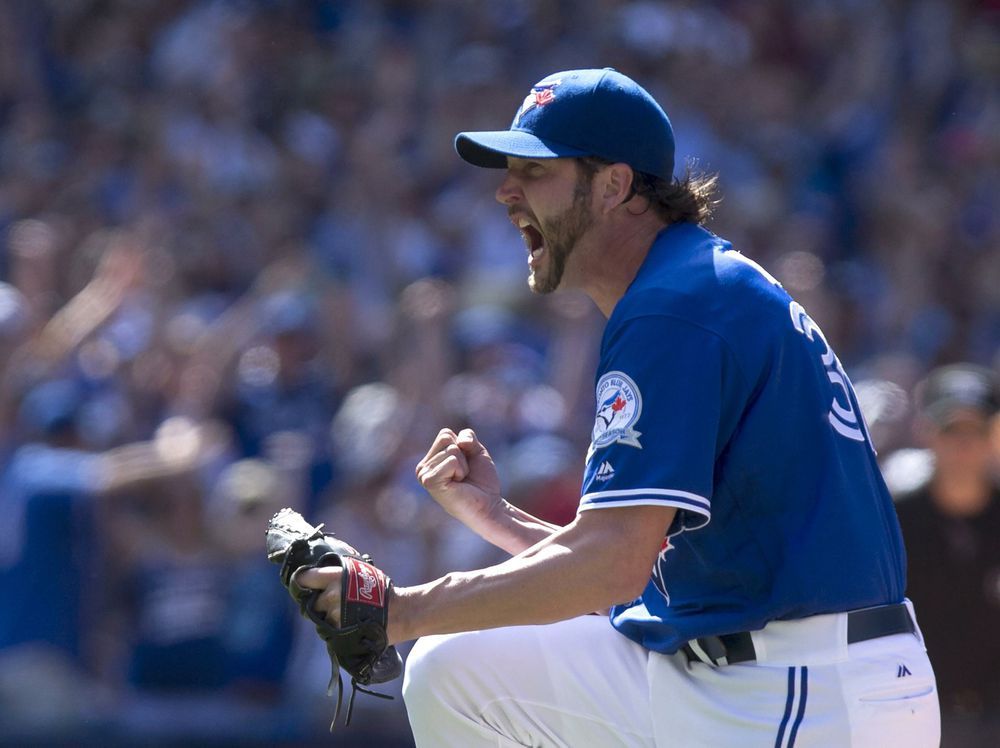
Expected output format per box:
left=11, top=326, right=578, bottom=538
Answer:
left=579, top=313, right=747, bottom=534
left=10, top=445, right=104, bottom=496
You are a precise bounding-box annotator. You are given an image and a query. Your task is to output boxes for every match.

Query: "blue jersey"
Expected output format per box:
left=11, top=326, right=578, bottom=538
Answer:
left=579, top=223, right=905, bottom=655
left=0, top=445, right=103, bottom=656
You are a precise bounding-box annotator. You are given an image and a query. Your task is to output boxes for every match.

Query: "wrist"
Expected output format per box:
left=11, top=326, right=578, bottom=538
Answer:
left=464, top=495, right=515, bottom=547
left=447, top=492, right=505, bottom=534
left=386, top=584, right=413, bottom=645
left=481, top=495, right=510, bottom=527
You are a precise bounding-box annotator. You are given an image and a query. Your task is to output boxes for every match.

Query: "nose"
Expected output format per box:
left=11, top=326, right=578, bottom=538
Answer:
left=495, top=171, right=522, bottom=206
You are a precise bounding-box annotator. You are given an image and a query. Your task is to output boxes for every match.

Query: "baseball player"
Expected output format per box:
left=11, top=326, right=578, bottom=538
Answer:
left=299, top=68, right=940, bottom=746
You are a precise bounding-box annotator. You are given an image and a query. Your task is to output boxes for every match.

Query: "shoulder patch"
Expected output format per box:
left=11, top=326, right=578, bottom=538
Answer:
left=591, top=371, right=643, bottom=451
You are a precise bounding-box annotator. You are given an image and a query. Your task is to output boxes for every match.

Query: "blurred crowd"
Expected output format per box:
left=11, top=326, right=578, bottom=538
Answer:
left=0, top=0, right=996, bottom=745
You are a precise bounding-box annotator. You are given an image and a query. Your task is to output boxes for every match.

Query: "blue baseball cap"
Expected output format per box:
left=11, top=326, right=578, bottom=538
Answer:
left=455, top=68, right=675, bottom=181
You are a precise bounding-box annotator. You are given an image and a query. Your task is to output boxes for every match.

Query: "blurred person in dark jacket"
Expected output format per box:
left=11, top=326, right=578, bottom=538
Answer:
left=0, top=389, right=213, bottom=738
left=105, top=444, right=305, bottom=744
left=894, top=363, right=1000, bottom=745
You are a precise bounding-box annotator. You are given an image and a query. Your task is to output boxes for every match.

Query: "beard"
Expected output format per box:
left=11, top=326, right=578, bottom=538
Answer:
left=528, top=178, right=595, bottom=294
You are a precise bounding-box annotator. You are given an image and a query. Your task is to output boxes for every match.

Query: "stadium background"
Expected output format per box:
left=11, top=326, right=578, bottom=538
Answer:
left=0, top=1, right=996, bottom=745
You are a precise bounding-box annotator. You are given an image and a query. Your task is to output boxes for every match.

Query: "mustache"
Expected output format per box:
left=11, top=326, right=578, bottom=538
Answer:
left=508, top=207, right=539, bottom=224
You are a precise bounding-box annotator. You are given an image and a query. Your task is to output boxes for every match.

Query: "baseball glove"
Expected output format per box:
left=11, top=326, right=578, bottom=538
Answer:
left=266, top=507, right=402, bottom=727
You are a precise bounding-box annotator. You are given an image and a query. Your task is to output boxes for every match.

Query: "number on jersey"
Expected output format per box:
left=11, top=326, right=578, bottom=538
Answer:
left=788, top=301, right=871, bottom=445
left=728, top=250, right=872, bottom=448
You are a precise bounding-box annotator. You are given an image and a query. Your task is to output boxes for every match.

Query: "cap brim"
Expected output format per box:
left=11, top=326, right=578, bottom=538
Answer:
left=455, top=130, right=589, bottom=169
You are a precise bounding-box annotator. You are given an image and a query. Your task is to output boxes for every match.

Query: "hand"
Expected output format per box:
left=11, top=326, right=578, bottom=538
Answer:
left=94, top=237, right=146, bottom=293
left=416, top=428, right=503, bottom=529
left=295, top=566, right=343, bottom=626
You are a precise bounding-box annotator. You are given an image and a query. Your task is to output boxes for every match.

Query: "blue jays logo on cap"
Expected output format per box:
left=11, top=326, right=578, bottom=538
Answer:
left=514, top=79, right=562, bottom=125
left=591, top=370, right=642, bottom=450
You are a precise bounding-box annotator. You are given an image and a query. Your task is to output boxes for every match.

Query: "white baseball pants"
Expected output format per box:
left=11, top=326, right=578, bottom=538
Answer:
left=402, top=610, right=940, bottom=747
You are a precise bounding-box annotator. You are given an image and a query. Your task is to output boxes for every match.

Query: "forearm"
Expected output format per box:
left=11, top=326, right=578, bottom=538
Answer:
left=98, top=445, right=182, bottom=493
left=388, top=506, right=674, bottom=644
left=472, top=498, right=562, bottom=556
left=34, top=278, right=123, bottom=362
left=98, top=421, right=215, bottom=493
left=389, top=546, right=604, bottom=644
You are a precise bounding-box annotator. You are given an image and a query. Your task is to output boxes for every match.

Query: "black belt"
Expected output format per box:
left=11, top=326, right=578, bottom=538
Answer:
left=681, top=603, right=916, bottom=666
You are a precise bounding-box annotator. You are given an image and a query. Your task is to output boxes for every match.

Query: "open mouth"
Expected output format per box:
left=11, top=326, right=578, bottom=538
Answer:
left=516, top=218, right=545, bottom=262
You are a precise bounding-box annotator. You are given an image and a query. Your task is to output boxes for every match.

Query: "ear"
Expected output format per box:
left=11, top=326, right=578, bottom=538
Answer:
left=595, top=163, right=635, bottom=213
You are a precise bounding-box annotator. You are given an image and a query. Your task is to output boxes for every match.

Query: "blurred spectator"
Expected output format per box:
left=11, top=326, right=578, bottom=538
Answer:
left=116, top=475, right=231, bottom=694
left=223, top=289, right=340, bottom=508
left=894, top=364, right=1000, bottom=745
left=209, top=458, right=297, bottom=693
left=502, top=432, right=581, bottom=527
left=0, top=403, right=214, bottom=738
left=104, top=451, right=304, bottom=744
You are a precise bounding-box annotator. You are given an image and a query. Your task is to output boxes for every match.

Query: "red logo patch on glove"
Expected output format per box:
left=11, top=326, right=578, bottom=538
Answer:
left=344, top=556, right=387, bottom=607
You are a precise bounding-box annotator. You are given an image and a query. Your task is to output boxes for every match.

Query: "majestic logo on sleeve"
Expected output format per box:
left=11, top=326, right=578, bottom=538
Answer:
left=595, top=460, right=616, bottom=482
left=591, top=371, right=642, bottom=450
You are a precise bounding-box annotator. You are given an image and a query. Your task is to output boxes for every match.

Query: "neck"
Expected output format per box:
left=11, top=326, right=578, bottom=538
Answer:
left=581, top=215, right=669, bottom=317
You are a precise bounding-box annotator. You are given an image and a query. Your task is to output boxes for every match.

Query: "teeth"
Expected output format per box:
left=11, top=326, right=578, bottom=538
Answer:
left=514, top=216, right=544, bottom=259
left=520, top=232, right=544, bottom=258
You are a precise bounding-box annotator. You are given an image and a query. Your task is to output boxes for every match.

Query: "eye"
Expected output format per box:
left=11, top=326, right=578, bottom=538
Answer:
left=507, top=159, right=547, bottom=179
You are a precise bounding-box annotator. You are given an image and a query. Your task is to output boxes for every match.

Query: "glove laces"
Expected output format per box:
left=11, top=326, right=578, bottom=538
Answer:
left=326, top=667, right=394, bottom=730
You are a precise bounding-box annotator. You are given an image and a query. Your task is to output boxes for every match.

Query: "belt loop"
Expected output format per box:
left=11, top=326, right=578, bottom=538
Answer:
left=686, top=639, right=716, bottom=666
left=700, top=636, right=729, bottom=666
left=903, top=598, right=924, bottom=647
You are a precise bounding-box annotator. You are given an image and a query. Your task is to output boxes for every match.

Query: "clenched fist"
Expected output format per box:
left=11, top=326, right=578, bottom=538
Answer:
left=415, top=428, right=503, bottom=530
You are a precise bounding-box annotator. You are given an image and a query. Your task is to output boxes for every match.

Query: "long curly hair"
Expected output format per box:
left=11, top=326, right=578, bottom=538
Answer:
left=577, top=156, right=720, bottom=226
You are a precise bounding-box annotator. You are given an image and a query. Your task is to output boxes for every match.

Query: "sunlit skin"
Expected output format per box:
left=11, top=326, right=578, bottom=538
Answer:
left=492, top=156, right=668, bottom=315
left=497, top=157, right=595, bottom=294
left=295, top=156, right=675, bottom=641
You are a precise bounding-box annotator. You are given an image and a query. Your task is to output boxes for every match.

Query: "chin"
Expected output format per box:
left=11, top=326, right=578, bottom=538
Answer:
left=528, top=273, right=557, bottom=295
